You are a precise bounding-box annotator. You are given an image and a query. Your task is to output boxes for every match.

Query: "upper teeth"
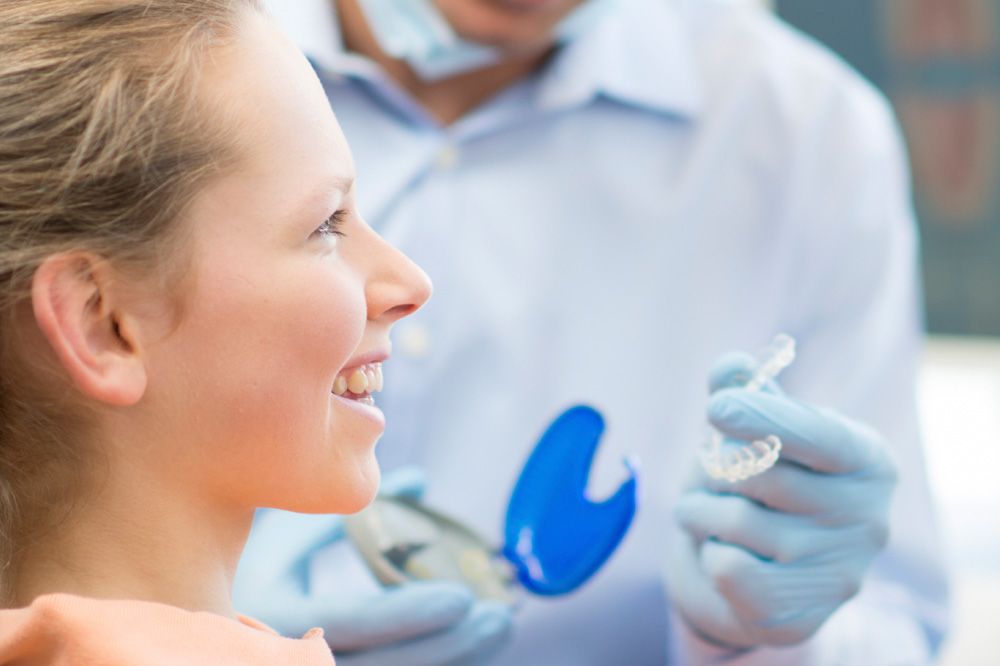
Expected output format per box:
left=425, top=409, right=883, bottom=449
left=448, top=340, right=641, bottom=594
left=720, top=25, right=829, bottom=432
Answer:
left=333, top=363, right=383, bottom=396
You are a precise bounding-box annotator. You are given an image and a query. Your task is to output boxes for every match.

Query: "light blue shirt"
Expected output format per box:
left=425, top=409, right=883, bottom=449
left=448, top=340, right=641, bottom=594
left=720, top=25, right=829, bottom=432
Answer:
left=266, top=1, right=949, bottom=663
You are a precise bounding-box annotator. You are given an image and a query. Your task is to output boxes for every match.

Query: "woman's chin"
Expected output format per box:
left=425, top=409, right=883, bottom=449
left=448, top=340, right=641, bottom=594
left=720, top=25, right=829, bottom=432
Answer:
left=338, top=467, right=381, bottom=515
left=324, top=459, right=381, bottom=514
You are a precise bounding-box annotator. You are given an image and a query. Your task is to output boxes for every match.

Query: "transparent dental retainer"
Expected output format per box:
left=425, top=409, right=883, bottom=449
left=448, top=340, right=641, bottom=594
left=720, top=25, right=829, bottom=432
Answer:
left=345, top=406, right=640, bottom=606
left=699, top=333, right=797, bottom=483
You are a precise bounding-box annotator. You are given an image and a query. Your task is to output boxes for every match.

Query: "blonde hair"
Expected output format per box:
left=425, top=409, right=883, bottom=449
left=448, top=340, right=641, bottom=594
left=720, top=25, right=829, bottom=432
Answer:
left=0, top=0, right=262, bottom=602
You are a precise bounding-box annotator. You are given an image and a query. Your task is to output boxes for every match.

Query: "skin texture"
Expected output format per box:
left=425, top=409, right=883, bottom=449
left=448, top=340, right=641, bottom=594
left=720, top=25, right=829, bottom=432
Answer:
left=336, top=0, right=586, bottom=124
left=16, top=9, right=431, bottom=618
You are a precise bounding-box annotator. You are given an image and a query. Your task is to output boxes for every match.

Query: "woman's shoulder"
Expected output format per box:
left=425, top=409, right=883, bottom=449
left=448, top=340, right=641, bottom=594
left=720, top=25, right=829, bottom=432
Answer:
left=0, top=594, right=334, bottom=665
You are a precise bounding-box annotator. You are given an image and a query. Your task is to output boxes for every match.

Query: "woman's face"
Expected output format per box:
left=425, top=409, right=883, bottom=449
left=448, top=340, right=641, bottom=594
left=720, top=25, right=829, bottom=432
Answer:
left=140, top=11, right=431, bottom=514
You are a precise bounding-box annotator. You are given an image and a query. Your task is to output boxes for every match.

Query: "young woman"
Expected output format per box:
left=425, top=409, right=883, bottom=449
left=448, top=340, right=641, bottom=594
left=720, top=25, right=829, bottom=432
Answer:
left=0, top=1, right=430, bottom=661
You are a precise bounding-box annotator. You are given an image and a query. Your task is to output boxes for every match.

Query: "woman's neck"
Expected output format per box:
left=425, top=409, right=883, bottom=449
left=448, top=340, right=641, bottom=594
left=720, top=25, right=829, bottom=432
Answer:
left=13, top=458, right=253, bottom=616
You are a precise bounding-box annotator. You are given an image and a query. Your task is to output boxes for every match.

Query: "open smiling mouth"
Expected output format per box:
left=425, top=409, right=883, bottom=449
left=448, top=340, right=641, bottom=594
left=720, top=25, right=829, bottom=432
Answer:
left=332, top=362, right=384, bottom=406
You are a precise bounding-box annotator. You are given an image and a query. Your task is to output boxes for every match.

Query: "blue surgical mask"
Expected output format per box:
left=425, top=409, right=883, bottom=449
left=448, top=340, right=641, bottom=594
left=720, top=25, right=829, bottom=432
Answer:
left=356, top=0, right=620, bottom=81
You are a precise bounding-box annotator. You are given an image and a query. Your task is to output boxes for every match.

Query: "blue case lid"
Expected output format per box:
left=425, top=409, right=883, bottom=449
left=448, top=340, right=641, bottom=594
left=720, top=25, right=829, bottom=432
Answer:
left=501, top=405, right=641, bottom=596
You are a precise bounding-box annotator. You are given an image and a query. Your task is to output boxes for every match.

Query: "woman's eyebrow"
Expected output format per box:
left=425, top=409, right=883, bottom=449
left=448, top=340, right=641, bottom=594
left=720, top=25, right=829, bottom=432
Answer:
left=329, top=174, right=356, bottom=194
left=293, top=174, right=355, bottom=222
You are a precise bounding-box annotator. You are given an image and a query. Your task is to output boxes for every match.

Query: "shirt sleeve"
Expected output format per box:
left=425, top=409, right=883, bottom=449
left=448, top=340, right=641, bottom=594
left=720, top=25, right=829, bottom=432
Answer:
left=670, top=70, right=950, bottom=665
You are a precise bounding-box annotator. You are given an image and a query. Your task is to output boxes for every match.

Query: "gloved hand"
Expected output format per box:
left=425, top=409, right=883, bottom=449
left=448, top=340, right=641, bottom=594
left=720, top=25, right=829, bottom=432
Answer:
left=233, top=466, right=513, bottom=666
left=666, top=352, right=898, bottom=649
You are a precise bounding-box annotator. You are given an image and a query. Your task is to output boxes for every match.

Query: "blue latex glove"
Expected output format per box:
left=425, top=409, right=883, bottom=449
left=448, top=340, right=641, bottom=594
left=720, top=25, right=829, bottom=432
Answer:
left=233, top=467, right=513, bottom=665
left=666, top=352, right=898, bottom=649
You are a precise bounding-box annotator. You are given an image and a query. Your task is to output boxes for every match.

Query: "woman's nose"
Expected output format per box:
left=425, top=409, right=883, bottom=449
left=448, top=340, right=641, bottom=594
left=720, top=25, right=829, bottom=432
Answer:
left=364, top=233, right=432, bottom=324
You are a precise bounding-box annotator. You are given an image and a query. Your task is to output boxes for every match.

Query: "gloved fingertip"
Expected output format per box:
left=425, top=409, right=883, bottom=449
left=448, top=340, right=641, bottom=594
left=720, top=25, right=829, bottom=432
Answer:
left=706, top=389, right=745, bottom=424
left=397, top=580, right=476, bottom=618
left=698, top=539, right=745, bottom=581
left=470, top=602, right=514, bottom=647
left=708, top=352, right=757, bottom=392
left=426, top=596, right=474, bottom=626
left=326, top=582, right=477, bottom=650
left=477, top=601, right=513, bottom=624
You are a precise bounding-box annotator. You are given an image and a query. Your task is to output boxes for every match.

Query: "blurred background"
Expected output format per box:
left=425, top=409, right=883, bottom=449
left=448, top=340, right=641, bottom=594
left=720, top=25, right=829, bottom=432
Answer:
left=767, top=1, right=1000, bottom=663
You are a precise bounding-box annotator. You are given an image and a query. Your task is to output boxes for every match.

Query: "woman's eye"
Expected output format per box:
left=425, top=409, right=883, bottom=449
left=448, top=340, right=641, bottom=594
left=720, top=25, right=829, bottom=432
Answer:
left=314, top=210, right=348, bottom=239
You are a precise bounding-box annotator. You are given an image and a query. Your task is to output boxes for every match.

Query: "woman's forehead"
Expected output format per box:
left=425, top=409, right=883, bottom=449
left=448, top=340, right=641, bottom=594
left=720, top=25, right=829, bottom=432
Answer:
left=201, top=10, right=352, bottom=183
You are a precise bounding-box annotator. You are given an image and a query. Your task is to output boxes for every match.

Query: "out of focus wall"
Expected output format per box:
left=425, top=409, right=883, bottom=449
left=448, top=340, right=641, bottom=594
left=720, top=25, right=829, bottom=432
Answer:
left=774, top=5, right=1000, bottom=663
left=776, top=0, right=1000, bottom=336
left=918, top=338, right=1000, bottom=665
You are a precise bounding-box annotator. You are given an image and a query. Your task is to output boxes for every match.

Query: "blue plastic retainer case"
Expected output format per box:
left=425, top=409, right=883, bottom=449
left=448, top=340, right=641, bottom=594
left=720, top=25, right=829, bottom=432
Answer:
left=344, top=406, right=642, bottom=605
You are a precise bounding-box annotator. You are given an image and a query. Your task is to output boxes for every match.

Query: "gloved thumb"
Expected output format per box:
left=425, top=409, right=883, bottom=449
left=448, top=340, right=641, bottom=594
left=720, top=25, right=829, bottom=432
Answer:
left=319, top=581, right=475, bottom=652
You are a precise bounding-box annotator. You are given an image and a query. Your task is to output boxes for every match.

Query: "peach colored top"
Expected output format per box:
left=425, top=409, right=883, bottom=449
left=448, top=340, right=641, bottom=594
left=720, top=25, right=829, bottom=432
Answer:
left=0, top=594, right=335, bottom=665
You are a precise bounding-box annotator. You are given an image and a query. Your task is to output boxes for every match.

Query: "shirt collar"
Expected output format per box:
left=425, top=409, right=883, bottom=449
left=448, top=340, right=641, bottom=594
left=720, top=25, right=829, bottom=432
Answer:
left=263, top=0, right=703, bottom=120
left=538, top=0, right=703, bottom=119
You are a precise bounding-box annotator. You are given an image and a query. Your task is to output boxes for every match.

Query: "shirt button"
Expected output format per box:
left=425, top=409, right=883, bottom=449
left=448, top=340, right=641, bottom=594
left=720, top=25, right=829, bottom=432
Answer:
left=435, top=144, right=459, bottom=170
left=397, top=322, right=432, bottom=360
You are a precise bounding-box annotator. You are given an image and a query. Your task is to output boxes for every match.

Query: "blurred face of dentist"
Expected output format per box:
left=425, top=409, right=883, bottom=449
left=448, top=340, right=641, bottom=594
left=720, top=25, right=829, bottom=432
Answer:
left=433, top=0, right=589, bottom=53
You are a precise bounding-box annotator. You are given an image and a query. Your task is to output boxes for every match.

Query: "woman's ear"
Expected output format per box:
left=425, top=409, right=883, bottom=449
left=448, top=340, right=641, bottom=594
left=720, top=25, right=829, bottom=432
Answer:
left=31, top=253, right=147, bottom=406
